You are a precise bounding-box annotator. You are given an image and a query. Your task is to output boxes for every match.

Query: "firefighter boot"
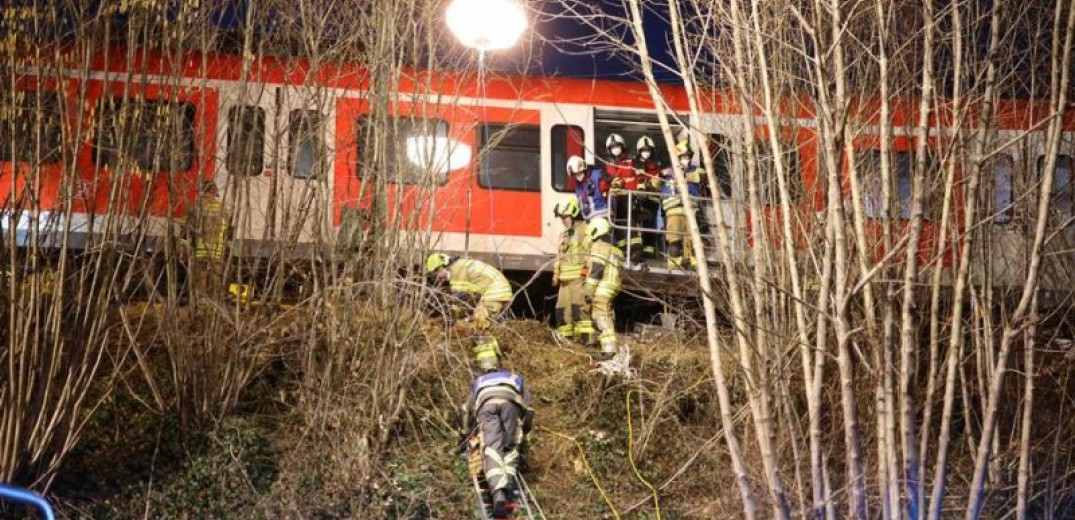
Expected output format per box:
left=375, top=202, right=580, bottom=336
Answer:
left=491, top=488, right=509, bottom=517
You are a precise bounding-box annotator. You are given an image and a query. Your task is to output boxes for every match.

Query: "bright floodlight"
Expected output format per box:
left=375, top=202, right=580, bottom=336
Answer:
left=406, top=136, right=473, bottom=177
left=446, top=0, right=527, bottom=52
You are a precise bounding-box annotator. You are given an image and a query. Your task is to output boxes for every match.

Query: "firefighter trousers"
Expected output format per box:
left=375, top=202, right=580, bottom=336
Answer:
left=554, top=278, right=592, bottom=343
left=665, top=213, right=694, bottom=269
left=477, top=398, right=524, bottom=491
left=592, top=293, right=618, bottom=354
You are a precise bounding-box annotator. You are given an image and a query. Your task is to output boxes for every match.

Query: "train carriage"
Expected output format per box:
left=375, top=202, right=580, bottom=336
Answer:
left=3, top=47, right=1074, bottom=295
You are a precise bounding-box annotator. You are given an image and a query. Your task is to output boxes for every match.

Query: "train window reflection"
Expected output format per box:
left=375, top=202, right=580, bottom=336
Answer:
left=288, top=110, right=323, bottom=179
left=359, top=117, right=454, bottom=185
left=992, top=155, right=1014, bottom=224
left=1039, top=154, right=1073, bottom=219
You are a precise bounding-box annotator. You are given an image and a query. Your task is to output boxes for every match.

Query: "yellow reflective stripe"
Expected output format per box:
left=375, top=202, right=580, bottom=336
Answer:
left=450, top=260, right=512, bottom=301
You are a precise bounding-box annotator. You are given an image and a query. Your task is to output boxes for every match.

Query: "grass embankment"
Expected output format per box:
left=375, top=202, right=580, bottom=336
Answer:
left=57, top=304, right=736, bottom=519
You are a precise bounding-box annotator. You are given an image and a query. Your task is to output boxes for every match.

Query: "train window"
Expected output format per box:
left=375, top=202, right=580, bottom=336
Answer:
left=288, top=110, right=323, bottom=179
left=756, top=141, right=802, bottom=205
left=358, top=116, right=451, bottom=185
left=707, top=134, right=732, bottom=197
left=861, top=151, right=930, bottom=219
left=992, top=155, right=1014, bottom=224
left=0, top=91, right=63, bottom=164
left=551, top=124, right=585, bottom=192
left=226, top=106, right=265, bottom=176
left=94, top=98, right=196, bottom=172
left=478, top=124, right=540, bottom=192
left=1038, top=155, right=1074, bottom=218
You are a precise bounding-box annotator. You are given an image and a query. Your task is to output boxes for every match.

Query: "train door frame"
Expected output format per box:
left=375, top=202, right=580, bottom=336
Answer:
left=540, top=102, right=592, bottom=261
left=273, top=84, right=336, bottom=251
left=214, top=81, right=276, bottom=254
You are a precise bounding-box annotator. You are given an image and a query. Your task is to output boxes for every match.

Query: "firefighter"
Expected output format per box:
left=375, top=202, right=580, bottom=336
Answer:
left=660, top=141, right=702, bottom=270
left=551, top=197, right=594, bottom=345
left=426, top=253, right=513, bottom=368
left=463, top=361, right=534, bottom=518
left=583, top=218, right=624, bottom=359
left=568, top=155, right=610, bottom=221
left=633, top=136, right=663, bottom=260
left=604, top=134, right=643, bottom=264
left=185, top=180, right=230, bottom=299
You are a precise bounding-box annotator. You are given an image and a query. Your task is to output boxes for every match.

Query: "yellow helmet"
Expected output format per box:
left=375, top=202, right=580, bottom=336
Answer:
left=587, top=218, right=612, bottom=241
left=424, top=253, right=450, bottom=274
left=554, top=197, right=580, bottom=218
left=675, top=140, right=693, bottom=158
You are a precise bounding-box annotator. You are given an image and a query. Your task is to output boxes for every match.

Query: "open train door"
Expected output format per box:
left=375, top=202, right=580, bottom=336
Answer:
left=540, top=103, right=592, bottom=258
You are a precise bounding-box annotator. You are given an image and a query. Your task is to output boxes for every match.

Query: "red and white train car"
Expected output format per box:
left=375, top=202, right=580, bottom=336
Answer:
left=2, top=48, right=1074, bottom=290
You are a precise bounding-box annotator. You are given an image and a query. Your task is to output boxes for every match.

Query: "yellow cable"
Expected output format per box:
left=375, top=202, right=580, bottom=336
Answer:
left=626, top=390, right=661, bottom=520
left=539, top=426, right=621, bottom=520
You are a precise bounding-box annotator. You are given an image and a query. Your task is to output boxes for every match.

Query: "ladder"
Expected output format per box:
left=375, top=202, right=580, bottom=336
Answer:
left=466, top=439, right=539, bottom=520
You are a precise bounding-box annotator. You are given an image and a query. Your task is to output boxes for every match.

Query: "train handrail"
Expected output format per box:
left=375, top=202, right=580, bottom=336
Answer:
left=0, top=484, right=56, bottom=520
left=606, top=188, right=731, bottom=264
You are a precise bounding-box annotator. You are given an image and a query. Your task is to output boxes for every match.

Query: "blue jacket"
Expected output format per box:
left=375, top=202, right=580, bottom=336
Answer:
left=575, top=168, right=610, bottom=220
left=465, top=370, right=535, bottom=430
left=660, top=166, right=702, bottom=215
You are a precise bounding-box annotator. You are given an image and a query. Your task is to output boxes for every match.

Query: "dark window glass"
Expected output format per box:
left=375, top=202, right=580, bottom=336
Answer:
left=707, top=134, right=732, bottom=197
left=861, top=151, right=930, bottom=219
left=94, top=98, right=196, bottom=172
left=0, top=91, right=63, bottom=164
left=478, top=124, right=540, bottom=191
left=227, top=106, right=265, bottom=176
left=1038, top=155, right=1074, bottom=219
left=551, top=124, right=585, bottom=192
left=992, top=155, right=1014, bottom=224
left=288, top=110, right=323, bottom=179
left=756, top=141, right=802, bottom=205
left=358, top=117, right=451, bottom=185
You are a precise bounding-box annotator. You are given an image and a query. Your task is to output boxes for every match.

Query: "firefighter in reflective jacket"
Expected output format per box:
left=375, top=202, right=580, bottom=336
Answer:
left=464, top=365, right=534, bottom=518
left=583, top=218, right=624, bottom=358
left=633, top=136, right=663, bottom=260
left=659, top=141, right=702, bottom=270
left=426, top=254, right=513, bottom=368
left=552, top=197, right=594, bottom=345
left=185, top=181, right=230, bottom=297
left=604, top=134, right=643, bottom=263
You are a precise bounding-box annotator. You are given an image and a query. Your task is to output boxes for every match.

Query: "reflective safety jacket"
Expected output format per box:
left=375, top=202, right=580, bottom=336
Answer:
left=449, top=258, right=513, bottom=303
left=585, top=239, right=624, bottom=301
left=188, top=195, right=229, bottom=261
left=554, top=221, right=590, bottom=282
left=606, top=156, right=639, bottom=190
left=465, top=370, right=535, bottom=429
left=660, top=166, right=702, bottom=217
left=633, top=157, right=663, bottom=191
left=575, top=168, right=610, bottom=220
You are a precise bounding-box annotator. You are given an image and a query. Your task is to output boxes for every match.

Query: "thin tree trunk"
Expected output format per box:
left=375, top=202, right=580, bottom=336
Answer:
left=625, top=2, right=758, bottom=518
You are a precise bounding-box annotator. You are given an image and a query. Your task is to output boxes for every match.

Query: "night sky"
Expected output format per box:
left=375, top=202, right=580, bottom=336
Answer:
left=490, top=1, right=681, bottom=83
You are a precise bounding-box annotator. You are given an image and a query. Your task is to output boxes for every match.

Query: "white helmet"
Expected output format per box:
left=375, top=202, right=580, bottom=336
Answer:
left=567, top=155, right=587, bottom=176
left=636, top=136, right=655, bottom=152
left=605, top=134, right=626, bottom=153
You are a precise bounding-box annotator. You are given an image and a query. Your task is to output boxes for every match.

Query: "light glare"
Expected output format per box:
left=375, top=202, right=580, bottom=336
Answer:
left=406, top=136, right=473, bottom=176
left=446, top=0, right=527, bottom=52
